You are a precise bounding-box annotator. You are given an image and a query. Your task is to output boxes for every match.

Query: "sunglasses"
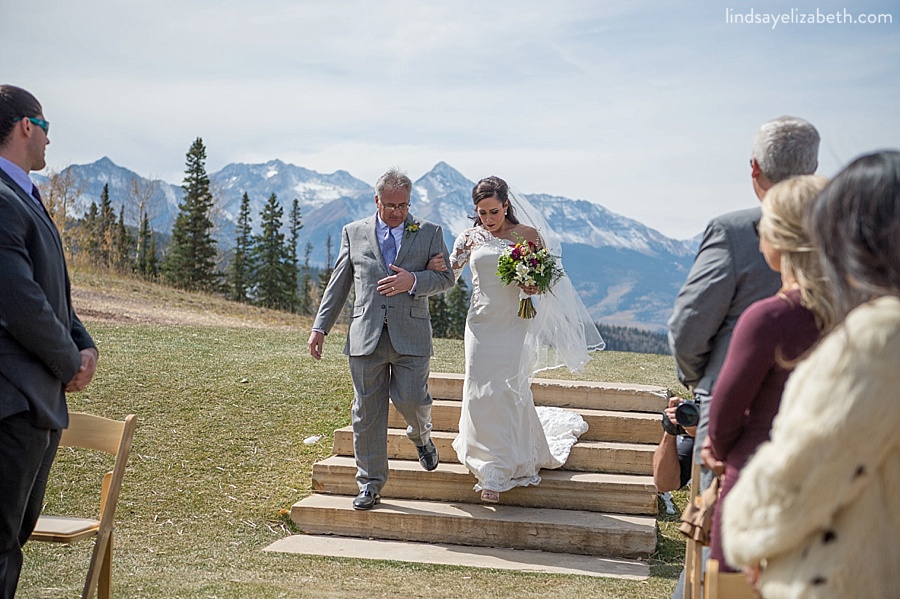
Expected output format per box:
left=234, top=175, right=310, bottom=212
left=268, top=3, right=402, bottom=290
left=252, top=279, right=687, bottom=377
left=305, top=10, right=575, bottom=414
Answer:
left=13, top=116, right=50, bottom=135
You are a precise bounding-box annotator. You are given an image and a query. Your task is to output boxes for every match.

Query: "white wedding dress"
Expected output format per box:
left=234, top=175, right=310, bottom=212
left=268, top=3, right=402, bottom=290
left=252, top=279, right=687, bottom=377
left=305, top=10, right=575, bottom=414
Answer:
left=450, top=227, right=589, bottom=492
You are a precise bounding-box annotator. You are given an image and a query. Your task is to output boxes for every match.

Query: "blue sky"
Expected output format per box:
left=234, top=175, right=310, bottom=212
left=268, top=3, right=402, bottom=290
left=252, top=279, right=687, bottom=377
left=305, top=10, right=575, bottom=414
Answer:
left=3, top=0, right=897, bottom=238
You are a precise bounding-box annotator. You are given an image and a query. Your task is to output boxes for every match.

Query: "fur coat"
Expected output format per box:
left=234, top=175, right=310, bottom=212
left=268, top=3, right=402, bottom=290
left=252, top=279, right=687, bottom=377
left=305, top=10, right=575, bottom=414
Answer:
left=721, top=295, right=900, bottom=599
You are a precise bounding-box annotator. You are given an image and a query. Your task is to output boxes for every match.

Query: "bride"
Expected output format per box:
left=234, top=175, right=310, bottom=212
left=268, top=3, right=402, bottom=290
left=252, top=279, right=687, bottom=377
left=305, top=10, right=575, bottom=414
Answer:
left=448, top=176, right=605, bottom=503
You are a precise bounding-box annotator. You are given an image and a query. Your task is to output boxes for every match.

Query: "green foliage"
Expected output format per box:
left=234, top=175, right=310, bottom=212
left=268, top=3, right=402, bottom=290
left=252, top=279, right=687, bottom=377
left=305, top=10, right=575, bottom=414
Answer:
left=297, top=242, right=315, bottom=316
left=596, top=323, right=671, bottom=355
left=249, top=193, right=294, bottom=310
left=135, top=210, right=159, bottom=279
left=431, top=278, right=469, bottom=339
left=317, top=233, right=335, bottom=295
left=228, top=193, right=254, bottom=302
left=286, top=199, right=302, bottom=313
left=163, top=137, right=219, bottom=291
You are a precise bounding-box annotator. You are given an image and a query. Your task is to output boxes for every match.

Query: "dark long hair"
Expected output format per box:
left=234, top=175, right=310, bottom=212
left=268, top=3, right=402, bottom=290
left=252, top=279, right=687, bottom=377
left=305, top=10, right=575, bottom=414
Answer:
left=807, top=150, right=900, bottom=327
left=471, top=176, right=520, bottom=226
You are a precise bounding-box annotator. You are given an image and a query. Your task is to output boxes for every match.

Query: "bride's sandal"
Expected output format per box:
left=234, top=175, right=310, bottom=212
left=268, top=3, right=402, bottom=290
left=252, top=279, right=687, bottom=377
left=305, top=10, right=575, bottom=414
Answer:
left=481, top=489, right=500, bottom=503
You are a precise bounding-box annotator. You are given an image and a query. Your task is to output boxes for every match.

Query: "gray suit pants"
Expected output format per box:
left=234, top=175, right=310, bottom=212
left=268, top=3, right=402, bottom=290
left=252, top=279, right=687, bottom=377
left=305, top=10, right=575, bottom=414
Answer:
left=349, top=325, right=433, bottom=494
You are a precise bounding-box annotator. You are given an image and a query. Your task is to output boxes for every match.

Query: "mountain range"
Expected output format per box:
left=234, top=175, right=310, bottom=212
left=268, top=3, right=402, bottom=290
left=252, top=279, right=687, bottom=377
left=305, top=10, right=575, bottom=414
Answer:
left=38, top=157, right=701, bottom=332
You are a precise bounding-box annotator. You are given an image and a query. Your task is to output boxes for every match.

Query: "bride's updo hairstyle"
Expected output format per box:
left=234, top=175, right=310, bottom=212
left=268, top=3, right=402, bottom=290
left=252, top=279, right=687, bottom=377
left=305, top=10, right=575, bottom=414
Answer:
left=471, top=176, right=520, bottom=226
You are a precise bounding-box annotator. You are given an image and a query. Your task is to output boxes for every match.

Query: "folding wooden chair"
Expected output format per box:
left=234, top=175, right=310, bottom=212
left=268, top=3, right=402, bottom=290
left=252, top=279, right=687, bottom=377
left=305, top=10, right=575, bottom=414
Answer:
left=683, top=460, right=703, bottom=599
left=30, top=413, right=138, bottom=599
left=703, top=559, right=759, bottom=599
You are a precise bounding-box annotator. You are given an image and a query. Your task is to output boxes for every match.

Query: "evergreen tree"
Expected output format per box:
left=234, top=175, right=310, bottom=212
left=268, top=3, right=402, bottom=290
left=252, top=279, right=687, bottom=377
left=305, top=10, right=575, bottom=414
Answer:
left=318, top=234, right=334, bottom=295
left=82, top=202, right=101, bottom=266
left=135, top=210, right=158, bottom=279
left=428, top=293, right=449, bottom=338
left=286, top=199, right=302, bottom=312
left=298, top=242, right=314, bottom=315
left=228, top=193, right=254, bottom=302
left=98, top=183, right=115, bottom=267
left=250, top=193, right=292, bottom=310
left=113, top=206, right=132, bottom=272
left=163, top=137, right=218, bottom=291
left=445, top=278, right=470, bottom=339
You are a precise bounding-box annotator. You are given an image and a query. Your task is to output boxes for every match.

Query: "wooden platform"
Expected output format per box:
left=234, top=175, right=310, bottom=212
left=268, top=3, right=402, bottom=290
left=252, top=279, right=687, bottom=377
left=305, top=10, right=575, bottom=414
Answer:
left=287, top=372, right=669, bottom=566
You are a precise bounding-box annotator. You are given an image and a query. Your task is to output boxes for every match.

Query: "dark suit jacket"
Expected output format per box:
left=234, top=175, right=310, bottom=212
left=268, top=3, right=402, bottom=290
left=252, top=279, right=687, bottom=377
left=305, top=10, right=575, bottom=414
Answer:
left=0, top=168, right=95, bottom=429
left=667, top=207, right=781, bottom=398
left=313, top=213, right=453, bottom=357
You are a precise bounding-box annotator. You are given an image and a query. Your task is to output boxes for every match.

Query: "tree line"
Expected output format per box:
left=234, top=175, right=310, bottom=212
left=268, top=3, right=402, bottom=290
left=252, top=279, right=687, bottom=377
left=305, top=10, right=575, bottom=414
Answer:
left=40, top=137, right=471, bottom=335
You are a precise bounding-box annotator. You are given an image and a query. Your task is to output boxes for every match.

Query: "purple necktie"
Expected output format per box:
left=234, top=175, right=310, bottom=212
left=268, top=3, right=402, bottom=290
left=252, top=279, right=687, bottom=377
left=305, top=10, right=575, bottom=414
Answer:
left=31, top=184, right=43, bottom=205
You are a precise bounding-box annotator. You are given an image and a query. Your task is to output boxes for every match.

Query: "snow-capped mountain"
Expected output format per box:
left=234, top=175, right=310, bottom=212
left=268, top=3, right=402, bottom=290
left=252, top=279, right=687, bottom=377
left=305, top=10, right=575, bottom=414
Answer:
left=47, top=157, right=699, bottom=331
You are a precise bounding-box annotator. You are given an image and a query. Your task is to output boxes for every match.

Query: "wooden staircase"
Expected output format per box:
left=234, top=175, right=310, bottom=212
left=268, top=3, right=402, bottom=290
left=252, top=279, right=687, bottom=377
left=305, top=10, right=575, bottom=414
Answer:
left=291, top=372, right=669, bottom=560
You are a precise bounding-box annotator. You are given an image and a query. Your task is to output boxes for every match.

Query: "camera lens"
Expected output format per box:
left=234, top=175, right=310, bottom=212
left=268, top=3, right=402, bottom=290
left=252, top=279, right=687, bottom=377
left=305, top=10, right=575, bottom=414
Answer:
left=675, top=401, right=700, bottom=427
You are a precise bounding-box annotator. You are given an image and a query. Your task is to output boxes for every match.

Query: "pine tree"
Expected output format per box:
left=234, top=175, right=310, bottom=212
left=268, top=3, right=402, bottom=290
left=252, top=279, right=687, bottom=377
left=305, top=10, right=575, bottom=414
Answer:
left=428, top=293, right=449, bottom=338
left=445, top=278, right=470, bottom=339
left=286, top=199, right=302, bottom=312
left=250, top=193, right=292, bottom=310
left=135, top=210, right=157, bottom=278
left=113, top=206, right=131, bottom=272
left=228, top=193, right=254, bottom=302
left=82, top=202, right=101, bottom=266
left=298, top=242, right=314, bottom=315
left=318, top=234, right=334, bottom=295
left=98, top=183, right=115, bottom=267
left=163, top=137, right=219, bottom=291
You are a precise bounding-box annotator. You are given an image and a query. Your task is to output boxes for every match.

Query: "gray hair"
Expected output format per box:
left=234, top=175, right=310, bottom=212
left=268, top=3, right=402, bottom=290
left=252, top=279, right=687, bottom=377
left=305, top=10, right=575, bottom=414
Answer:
left=752, top=116, right=820, bottom=184
left=374, top=167, right=412, bottom=199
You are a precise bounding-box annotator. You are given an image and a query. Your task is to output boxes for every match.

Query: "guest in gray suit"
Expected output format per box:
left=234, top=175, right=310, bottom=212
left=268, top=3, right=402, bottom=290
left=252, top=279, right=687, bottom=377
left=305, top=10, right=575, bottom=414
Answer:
left=0, top=85, right=99, bottom=598
left=308, top=168, right=454, bottom=510
left=666, top=116, right=819, bottom=598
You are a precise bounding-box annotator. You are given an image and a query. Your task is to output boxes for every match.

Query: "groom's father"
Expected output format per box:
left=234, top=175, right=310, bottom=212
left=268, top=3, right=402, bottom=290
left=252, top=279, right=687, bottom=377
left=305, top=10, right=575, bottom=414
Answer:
left=308, top=168, right=454, bottom=510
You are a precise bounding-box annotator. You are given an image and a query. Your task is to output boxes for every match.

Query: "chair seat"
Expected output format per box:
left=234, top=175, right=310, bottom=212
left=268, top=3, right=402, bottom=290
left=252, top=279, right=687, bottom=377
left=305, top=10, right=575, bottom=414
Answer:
left=31, top=515, right=100, bottom=543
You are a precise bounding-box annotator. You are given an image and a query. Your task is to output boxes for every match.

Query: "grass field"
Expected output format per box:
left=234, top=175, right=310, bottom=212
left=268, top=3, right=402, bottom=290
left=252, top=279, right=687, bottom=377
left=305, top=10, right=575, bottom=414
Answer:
left=19, top=271, right=689, bottom=598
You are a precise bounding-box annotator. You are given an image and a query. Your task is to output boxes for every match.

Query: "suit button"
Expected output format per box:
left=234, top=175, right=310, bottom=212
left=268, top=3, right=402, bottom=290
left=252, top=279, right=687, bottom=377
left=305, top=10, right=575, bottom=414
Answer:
left=380, top=305, right=385, bottom=309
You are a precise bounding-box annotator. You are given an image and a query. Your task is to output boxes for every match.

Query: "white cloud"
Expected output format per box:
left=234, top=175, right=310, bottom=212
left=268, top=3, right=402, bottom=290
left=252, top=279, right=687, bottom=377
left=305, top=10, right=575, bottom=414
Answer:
left=2, top=0, right=898, bottom=238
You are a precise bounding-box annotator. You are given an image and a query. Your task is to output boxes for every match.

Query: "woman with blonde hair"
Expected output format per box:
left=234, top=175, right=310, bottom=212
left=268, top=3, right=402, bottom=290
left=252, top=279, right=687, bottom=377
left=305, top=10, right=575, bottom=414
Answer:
left=701, top=174, right=833, bottom=571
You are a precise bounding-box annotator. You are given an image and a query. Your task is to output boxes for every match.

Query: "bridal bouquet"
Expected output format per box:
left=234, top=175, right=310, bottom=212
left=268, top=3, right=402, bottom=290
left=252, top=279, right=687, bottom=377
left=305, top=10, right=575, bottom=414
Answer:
left=496, top=238, right=563, bottom=318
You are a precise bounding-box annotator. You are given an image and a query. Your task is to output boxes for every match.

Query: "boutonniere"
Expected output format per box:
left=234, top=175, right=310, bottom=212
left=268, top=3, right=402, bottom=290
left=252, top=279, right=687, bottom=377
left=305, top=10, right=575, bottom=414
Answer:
left=405, top=221, right=420, bottom=238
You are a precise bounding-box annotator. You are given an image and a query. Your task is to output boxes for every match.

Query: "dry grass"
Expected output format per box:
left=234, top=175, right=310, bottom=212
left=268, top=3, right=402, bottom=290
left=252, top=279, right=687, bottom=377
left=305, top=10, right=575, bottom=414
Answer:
left=17, top=269, right=687, bottom=598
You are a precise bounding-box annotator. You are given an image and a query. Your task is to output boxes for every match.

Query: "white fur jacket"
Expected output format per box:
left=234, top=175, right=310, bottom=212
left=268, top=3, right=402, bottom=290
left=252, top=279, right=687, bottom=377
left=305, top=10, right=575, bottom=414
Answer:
left=722, top=296, right=900, bottom=599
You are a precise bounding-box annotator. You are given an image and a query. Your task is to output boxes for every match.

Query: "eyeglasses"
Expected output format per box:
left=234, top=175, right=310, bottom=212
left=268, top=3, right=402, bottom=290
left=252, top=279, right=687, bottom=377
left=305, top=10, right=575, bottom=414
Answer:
left=13, top=116, right=50, bottom=135
left=380, top=202, right=409, bottom=212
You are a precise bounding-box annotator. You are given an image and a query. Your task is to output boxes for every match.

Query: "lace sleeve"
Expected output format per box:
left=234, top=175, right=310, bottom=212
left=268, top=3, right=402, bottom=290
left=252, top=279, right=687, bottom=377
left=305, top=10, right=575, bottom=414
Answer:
left=450, top=229, right=473, bottom=281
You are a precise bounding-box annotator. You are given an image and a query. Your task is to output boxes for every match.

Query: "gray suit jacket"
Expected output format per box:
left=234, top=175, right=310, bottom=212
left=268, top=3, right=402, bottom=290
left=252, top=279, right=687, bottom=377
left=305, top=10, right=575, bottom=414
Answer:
left=668, top=207, right=781, bottom=398
left=0, top=169, right=95, bottom=429
left=313, top=214, right=454, bottom=357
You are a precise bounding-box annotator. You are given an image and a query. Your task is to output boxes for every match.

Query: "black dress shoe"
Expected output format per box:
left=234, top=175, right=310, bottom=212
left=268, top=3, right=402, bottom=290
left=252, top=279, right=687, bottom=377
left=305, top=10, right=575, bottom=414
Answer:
left=416, top=439, right=439, bottom=471
left=352, top=490, right=381, bottom=510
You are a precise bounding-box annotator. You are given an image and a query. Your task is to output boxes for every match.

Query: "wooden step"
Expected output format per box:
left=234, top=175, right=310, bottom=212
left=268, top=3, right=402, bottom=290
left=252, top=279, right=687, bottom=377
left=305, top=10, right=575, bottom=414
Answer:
left=291, top=494, right=658, bottom=558
left=332, top=427, right=655, bottom=475
left=311, top=456, right=658, bottom=515
left=428, top=372, right=670, bottom=413
left=388, top=400, right=663, bottom=445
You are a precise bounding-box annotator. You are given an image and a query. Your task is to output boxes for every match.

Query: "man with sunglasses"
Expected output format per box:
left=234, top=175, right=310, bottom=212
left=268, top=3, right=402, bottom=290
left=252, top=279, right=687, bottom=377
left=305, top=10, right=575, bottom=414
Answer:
left=308, top=168, right=453, bottom=510
left=0, top=85, right=98, bottom=598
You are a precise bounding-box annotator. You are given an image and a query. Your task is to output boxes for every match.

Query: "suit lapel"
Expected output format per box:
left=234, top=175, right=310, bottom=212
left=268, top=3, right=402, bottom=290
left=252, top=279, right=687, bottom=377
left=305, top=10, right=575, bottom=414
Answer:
left=394, top=215, right=417, bottom=266
left=0, top=170, right=63, bottom=249
left=363, top=216, right=387, bottom=271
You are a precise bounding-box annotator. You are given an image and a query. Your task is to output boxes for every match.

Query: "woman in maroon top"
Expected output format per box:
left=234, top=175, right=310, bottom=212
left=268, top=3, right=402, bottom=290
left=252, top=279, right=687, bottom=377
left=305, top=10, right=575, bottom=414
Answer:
left=702, top=175, right=836, bottom=571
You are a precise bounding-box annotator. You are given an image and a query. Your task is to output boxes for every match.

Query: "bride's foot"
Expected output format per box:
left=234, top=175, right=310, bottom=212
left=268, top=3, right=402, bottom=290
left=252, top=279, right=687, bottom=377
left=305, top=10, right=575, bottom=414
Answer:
left=481, top=489, right=500, bottom=503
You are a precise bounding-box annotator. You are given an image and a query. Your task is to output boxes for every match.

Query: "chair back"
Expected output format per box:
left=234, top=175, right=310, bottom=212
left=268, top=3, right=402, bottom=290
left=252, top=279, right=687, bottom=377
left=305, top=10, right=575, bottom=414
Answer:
left=33, top=412, right=138, bottom=599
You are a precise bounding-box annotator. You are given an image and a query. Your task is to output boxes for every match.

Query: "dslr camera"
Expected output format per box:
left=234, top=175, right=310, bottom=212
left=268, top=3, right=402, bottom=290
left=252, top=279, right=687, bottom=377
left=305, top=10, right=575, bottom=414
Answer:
left=661, top=398, right=700, bottom=436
